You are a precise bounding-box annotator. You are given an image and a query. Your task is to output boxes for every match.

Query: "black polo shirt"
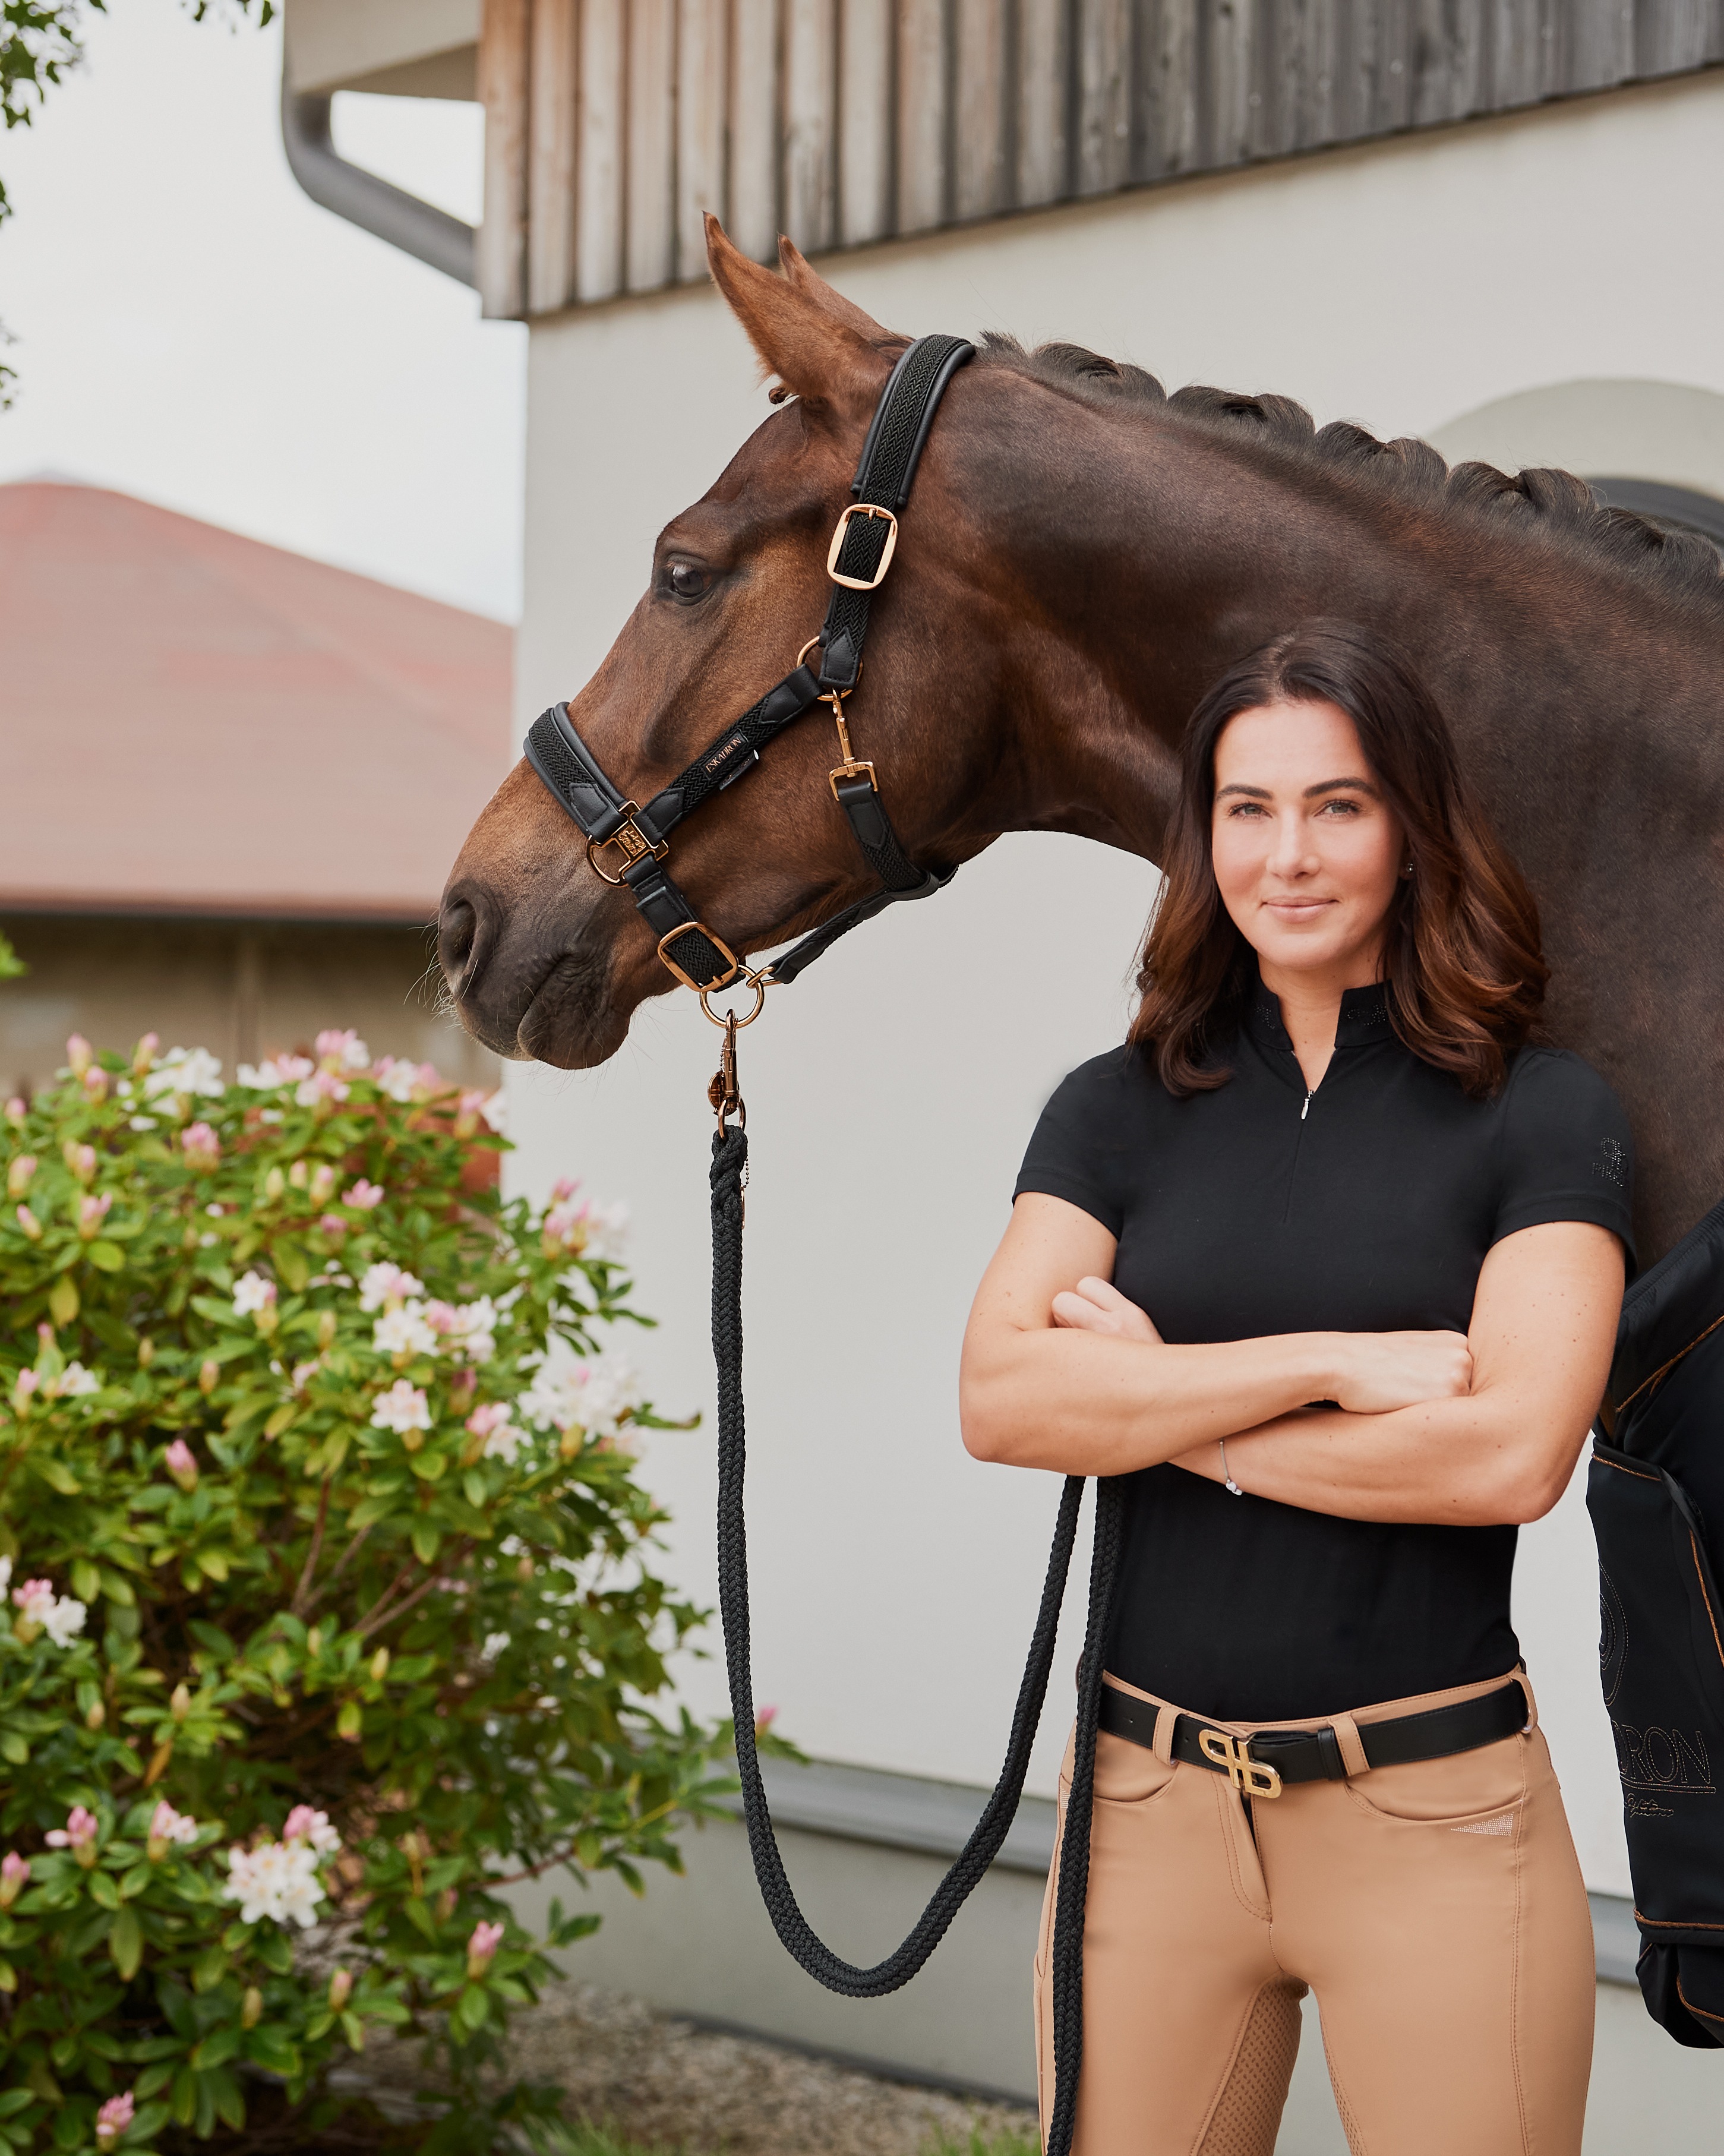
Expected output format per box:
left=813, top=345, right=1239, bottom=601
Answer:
left=1014, top=980, right=1635, bottom=1721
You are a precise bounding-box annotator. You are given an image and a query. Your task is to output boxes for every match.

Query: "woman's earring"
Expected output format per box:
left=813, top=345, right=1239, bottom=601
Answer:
left=1401, top=861, right=1414, bottom=878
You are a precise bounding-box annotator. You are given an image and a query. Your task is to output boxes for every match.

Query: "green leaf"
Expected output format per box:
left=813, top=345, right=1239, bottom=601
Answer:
left=70, top=1560, right=101, bottom=1603
left=97, top=1568, right=135, bottom=1608
left=190, top=1946, right=228, bottom=1994
left=86, top=1239, right=125, bottom=1272
left=462, top=1470, right=488, bottom=1508
left=410, top=1522, right=440, bottom=1564
left=87, top=1870, right=120, bottom=1911
left=28, top=1457, right=80, bottom=1495
left=274, top=1241, right=309, bottom=1293
left=0, top=1734, right=27, bottom=1766
left=109, top=1906, right=143, bottom=1981
left=47, top=1274, right=78, bottom=1327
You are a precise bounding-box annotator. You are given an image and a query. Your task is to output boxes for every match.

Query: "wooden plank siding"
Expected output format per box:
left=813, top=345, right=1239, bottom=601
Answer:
left=477, top=0, right=1724, bottom=318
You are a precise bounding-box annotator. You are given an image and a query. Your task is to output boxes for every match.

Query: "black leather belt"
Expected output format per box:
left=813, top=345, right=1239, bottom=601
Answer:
left=1098, top=1678, right=1528, bottom=1800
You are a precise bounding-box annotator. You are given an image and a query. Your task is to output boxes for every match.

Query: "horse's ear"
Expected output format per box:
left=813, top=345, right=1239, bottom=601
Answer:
left=705, top=215, right=894, bottom=421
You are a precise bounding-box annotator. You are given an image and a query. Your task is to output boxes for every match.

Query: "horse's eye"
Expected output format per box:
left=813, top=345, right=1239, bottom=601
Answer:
left=666, top=561, right=709, bottom=602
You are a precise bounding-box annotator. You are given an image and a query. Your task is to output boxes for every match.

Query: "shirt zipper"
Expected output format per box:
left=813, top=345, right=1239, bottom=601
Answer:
left=1283, top=1063, right=1318, bottom=1221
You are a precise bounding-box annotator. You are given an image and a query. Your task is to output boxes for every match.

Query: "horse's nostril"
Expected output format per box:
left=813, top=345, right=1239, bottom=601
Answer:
left=439, top=895, right=479, bottom=992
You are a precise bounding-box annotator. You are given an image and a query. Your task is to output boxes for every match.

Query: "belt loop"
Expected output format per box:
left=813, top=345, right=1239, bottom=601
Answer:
left=1513, top=1668, right=1539, bottom=1735
left=1330, top=1712, right=1370, bottom=1778
left=1152, top=1705, right=1178, bottom=1764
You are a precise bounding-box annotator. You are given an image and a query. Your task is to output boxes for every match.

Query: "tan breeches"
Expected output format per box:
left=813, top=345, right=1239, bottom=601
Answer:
left=1034, top=1671, right=1595, bottom=2156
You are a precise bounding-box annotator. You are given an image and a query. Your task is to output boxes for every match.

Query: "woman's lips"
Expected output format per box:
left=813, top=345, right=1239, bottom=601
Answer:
left=1262, top=898, right=1335, bottom=923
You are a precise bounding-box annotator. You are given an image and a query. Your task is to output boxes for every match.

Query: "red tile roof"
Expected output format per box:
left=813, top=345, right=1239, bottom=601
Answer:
left=1, top=481, right=513, bottom=921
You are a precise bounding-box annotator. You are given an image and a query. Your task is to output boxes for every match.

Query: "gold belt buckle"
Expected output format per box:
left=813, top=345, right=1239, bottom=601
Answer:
left=1198, top=1727, right=1283, bottom=1800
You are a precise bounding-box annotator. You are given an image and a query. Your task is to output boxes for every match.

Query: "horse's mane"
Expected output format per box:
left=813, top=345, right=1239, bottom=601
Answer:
left=980, top=332, right=1724, bottom=619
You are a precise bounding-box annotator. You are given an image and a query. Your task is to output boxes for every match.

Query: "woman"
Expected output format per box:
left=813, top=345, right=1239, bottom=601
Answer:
left=960, top=621, right=1631, bottom=2156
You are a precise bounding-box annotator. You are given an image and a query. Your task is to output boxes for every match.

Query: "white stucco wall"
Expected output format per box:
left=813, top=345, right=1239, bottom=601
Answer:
left=504, top=67, right=1724, bottom=1898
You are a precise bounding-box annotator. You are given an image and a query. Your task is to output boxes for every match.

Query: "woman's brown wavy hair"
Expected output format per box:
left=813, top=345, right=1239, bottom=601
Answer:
left=1131, top=620, right=1547, bottom=1097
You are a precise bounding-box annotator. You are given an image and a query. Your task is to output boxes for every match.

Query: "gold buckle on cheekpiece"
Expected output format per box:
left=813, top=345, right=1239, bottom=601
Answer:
left=1199, top=1728, right=1283, bottom=1800
left=826, top=504, right=899, bottom=590
left=586, top=807, right=668, bottom=885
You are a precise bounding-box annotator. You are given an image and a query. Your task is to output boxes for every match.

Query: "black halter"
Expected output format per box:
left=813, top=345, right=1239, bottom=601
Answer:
left=522, top=333, right=974, bottom=1005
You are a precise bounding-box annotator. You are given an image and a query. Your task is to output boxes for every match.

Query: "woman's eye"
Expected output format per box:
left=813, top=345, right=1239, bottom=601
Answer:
left=665, top=561, right=709, bottom=601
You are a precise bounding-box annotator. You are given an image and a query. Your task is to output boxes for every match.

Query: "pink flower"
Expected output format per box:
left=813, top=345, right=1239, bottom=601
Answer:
left=6, top=1156, right=34, bottom=1199
left=317, top=1213, right=348, bottom=1236
left=164, top=1439, right=198, bottom=1492
left=754, top=1704, right=778, bottom=1736
left=327, top=1966, right=353, bottom=2010
left=371, top=1380, right=431, bottom=1442
left=12, top=1577, right=52, bottom=1624
left=65, top=1035, right=93, bottom=1078
left=94, top=2091, right=134, bottom=2149
left=309, top=1163, right=337, bottom=1205
left=78, top=1192, right=113, bottom=1240
left=13, top=1204, right=40, bottom=1243
left=131, top=1032, right=159, bottom=1075
left=147, top=1801, right=199, bottom=1858
left=0, top=1851, right=29, bottom=1906
left=283, top=1805, right=340, bottom=1854
left=82, top=1066, right=108, bottom=1103
left=181, top=1122, right=220, bottom=1171
left=10, top=1369, right=37, bottom=1412
left=343, top=1179, right=384, bottom=1211
left=315, top=1029, right=371, bottom=1073
left=63, top=1141, right=96, bottom=1184
left=465, top=1401, right=517, bottom=1464
left=466, top=1918, right=506, bottom=1977
left=295, top=1069, right=349, bottom=1109
left=4, top=1098, right=26, bottom=1128
left=45, top=1805, right=100, bottom=1864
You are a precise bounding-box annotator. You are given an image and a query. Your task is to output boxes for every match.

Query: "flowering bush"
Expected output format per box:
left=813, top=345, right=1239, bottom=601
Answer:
left=0, top=1031, right=728, bottom=2154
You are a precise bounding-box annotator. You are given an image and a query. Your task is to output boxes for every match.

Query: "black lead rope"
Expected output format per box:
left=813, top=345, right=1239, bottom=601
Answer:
left=710, top=1120, right=1120, bottom=2151
left=525, top=332, right=1117, bottom=2151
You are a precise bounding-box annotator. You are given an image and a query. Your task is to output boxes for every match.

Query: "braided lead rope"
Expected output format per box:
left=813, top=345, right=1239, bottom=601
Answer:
left=709, top=1123, right=1112, bottom=2012
left=1044, top=1475, right=1123, bottom=2156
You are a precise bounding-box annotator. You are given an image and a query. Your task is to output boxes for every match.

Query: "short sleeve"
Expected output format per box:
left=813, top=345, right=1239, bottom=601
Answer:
left=1493, top=1049, right=1635, bottom=1269
left=1012, top=1050, right=1133, bottom=1237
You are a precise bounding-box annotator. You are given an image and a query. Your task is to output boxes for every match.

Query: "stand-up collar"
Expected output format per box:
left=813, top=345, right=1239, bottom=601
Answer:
left=1246, top=976, right=1394, bottom=1053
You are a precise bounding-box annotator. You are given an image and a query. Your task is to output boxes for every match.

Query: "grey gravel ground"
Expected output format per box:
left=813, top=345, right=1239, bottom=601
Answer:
left=352, top=1980, right=1037, bottom=2155
left=506, top=1983, right=1038, bottom=2155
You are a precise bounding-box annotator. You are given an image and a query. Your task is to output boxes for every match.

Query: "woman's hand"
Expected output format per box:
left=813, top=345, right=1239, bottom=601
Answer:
left=1052, top=1277, right=1163, bottom=1344
left=1327, top=1330, right=1473, bottom=1415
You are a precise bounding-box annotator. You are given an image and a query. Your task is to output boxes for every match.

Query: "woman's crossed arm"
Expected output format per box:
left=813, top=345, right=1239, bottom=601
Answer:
left=958, top=1192, right=1624, bottom=1527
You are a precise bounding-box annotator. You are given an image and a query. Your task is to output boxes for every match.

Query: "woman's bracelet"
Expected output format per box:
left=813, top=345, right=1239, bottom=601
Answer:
left=1218, top=1437, right=1243, bottom=1497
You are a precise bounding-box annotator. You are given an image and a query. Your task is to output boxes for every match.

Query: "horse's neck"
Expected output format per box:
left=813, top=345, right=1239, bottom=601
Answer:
left=1000, top=413, right=1724, bottom=1262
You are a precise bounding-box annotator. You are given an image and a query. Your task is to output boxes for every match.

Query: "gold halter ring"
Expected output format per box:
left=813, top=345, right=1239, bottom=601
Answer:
left=699, top=968, right=770, bottom=1030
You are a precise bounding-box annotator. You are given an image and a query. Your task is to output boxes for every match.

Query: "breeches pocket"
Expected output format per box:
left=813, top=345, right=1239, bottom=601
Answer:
left=1341, top=1730, right=1531, bottom=1826
left=1071, top=1726, right=1179, bottom=1809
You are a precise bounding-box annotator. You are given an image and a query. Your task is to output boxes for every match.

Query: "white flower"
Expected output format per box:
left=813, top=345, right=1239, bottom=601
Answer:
left=237, top=1055, right=314, bottom=1090
left=128, top=1116, right=157, bottom=1132
left=370, top=1380, right=431, bottom=1435
left=373, top=1302, right=438, bottom=1358
left=359, top=1262, right=424, bottom=1314
left=50, top=1363, right=100, bottom=1399
left=42, top=1595, right=87, bottom=1649
left=371, top=1057, right=419, bottom=1103
left=427, top=1296, right=497, bottom=1364
left=481, top=1632, right=510, bottom=1661
left=0, top=1559, right=10, bottom=1600
left=223, top=1838, right=326, bottom=1930
left=315, top=1030, right=371, bottom=1073
left=232, top=1271, right=277, bottom=1318
left=289, top=1360, right=322, bottom=1393
left=519, top=1343, right=643, bottom=1440
left=142, top=1046, right=224, bottom=1101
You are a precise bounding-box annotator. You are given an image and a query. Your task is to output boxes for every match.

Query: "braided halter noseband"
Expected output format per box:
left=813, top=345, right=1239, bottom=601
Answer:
left=521, top=336, right=1116, bottom=2156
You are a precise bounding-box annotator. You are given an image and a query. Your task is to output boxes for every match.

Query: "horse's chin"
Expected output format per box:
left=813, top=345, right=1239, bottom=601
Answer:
left=514, top=948, right=637, bottom=1069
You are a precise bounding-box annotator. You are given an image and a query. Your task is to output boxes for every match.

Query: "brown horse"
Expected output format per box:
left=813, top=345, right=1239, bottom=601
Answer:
left=441, top=219, right=1724, bottom=1267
